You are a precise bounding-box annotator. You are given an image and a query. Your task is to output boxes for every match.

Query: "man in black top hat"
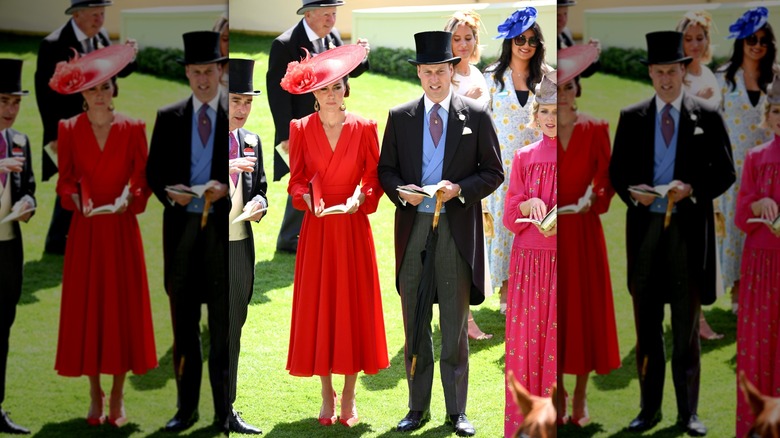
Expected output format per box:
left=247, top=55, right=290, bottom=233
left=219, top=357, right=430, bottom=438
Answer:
left=377, top=30, right=502, bottom=437
left=0, top=59, right=35, bottom=436
left=226, top=58, right=267, bottom=435
left=609, top=31, right=735, bottom=436
left=266, top=0, right=370, bottom=254
left=146, top=31, right=230, bottom=433
left=34, top=0, right=137, bottom=255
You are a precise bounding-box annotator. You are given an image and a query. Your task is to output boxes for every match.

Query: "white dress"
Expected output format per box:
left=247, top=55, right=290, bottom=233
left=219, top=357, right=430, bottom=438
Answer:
left=454, top=64, right=490, bottom=106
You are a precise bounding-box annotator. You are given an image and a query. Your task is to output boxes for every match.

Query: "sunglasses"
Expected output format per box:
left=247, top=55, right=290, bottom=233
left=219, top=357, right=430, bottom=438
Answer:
left=745, top=35, right=771, bottom=47
left=513, top=35, right=540, bottom=47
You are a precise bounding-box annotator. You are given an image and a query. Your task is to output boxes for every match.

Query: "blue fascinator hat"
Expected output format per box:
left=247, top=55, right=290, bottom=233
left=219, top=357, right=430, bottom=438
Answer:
left=728, top=7, right=769, bottom=39
left=495, top=7, right=537, bottom=40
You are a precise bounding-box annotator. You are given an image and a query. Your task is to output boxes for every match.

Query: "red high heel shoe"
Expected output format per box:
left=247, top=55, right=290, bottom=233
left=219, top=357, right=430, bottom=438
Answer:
left=339, top=396, right=359, bottom=427
left=571, top=394, right=590, bottom=427
left=318, top=391, right=338, bottom=426
left=557, top=390, right=569, bottom=425
left=108, top=393, right=128, bottom=427
left=86, top=391, right=106, bottom=426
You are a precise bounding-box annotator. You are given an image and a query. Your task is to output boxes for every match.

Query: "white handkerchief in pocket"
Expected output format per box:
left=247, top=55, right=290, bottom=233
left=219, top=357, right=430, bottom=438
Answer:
left=462, top=127, right=473, bottom=135
left=694, top=126, right=704, bottom=135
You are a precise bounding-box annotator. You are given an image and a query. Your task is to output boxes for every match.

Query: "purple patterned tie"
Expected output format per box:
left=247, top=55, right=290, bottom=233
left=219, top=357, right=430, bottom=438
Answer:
left=229, top=132, right=239, bottom=187
left=661, top=104, right=674, bottom=147
left=430, top=103, right=443, bottom=147
left=198, top=105, right=211, bottom=147
left=0, top=134, right=7, bottom=187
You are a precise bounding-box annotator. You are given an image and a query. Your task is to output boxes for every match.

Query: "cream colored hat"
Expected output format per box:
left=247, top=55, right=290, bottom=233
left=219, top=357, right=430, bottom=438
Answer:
left=534, top=70, right=556, bottom=105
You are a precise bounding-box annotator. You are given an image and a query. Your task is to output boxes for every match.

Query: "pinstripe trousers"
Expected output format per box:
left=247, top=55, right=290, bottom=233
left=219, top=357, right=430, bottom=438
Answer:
left=398, top=213, right=471, bottom=415
left=228, top=237, right=254, bottom=407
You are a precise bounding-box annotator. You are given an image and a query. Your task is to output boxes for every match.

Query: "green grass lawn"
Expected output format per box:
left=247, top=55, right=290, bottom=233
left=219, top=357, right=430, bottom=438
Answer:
left=558, top=74, right=739, bottom=438
left=230, top=34, right=508, bottom=437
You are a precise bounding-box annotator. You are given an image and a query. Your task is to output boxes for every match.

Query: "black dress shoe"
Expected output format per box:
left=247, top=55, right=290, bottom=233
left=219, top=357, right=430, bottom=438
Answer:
left=397, top=410, right=430, bottom=432
left=229, top=410, right=262, bottom=434
left=446, top=413, right=476, bottom=437
left=627, top=411, right=662, bottom=432
left=164, top=410, right=199, bottom=432
left=0, top=410, right=30, bottom=435
left=677, top=414, right=707, bottom=436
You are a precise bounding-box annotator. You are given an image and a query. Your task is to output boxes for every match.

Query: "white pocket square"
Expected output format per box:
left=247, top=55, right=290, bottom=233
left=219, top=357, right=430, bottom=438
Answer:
left=462, top=127, right=473, bottom=135
left=694, top=127, right=704, bottom=135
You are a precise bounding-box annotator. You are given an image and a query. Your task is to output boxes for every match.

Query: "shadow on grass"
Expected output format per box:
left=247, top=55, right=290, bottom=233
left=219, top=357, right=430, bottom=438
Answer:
left=263, top=418, right=372, bottom=437
left=20, top=253, right=64, bottom=305
left=557, top=421, right=606, bottom=437
left=128, top=324, right=211, bottom=391
left=592, top=307, right=738, bottom=392
left=34, top=418, right=141, bottom=437
left=373, top=422, right=454, bottom=437
left=145, top=423, right=224, bottom=438
left=251, top=251, right=295, bottom=304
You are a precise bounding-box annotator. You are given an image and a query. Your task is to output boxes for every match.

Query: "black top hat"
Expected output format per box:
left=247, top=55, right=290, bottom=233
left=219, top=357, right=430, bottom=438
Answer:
left=297, top=0, right=345, bottom=15
left=558, top=0, right=577, bottom=6
left=229, top=59, right=262, bottom=96
left=641, top=31, right=692, bottom=65
left=0, top=59, right=29, bottom=96
left=178, top=31, right=227, bottom=65
left=65, top=0, right=113, bottom=14
left=408, top=31, right=461, bottom=66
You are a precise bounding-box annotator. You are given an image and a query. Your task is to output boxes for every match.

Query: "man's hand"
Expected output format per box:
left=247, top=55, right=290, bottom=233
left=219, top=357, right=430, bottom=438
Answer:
left=668, top=180, right=693, bottom=203
left=13, top=199, right=34, bottom=222
left=124, top=38, right=139, bottom=56
left=440, top=180, right=461, bottom=202
left=0, top=157, right=24, bottom=174
left=230, top=156, right=257, bottom=174
left=630, top=183, right=657, bottom=206
left=280, top=140, right=290, bottom=154
left=245, top=199, right=266, bottom=221
left=356, top=38, right=370, bottom=57
left=206, top=181, right=228, bottom=201
left=399, top=191, right=424, bottom=206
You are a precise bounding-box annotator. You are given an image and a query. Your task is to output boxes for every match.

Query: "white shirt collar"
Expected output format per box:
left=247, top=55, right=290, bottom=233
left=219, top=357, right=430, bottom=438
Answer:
left=655, top=91, right=684, bottom=114
left=192, top=92, right=220, bottom=114
left=71, top=19, right=91, bottom=43
left=302, top=19, right=324, bottom=43
left=423, top=92, right=452, bottom=115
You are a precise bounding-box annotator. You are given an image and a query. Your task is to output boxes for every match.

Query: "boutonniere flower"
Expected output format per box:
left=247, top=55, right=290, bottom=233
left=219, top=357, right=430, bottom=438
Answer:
left=244, top=134, right=258, bottom=146
left=328, top=40, right=337, bottom=50
left=690, top=113, right=698, bottom=122
left=12, top=133, right=25, bottom=146
left=458, top=113, right=466, bottom=121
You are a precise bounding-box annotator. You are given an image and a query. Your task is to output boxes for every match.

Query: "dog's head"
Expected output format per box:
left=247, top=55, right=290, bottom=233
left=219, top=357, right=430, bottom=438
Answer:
left=739, top=371, right=780, bottom=438
left=508, top=371, right=557, bottom=438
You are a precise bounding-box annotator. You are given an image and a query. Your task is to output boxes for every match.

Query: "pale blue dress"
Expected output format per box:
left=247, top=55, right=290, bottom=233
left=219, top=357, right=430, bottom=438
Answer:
left=483, top=66, right=542, bottom=288
left=716, top=67, right=772, bottom=291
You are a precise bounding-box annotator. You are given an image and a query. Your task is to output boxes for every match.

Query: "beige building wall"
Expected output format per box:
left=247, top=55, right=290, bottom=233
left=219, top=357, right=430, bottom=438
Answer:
left=563, top=0, right=710, bottom=38
left=0, top=0, right=224, bottom=37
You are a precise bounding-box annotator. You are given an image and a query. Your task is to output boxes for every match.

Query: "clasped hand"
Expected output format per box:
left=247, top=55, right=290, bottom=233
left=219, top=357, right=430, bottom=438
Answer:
left=398, top=180, right=461, bottom=206
left=630, top=180, right=692, bottom=206
left=230, top=156, right=256, bottom=174
left=0, top=157, right=25, bottom=174
left=519, top=197, right=556, bottom=237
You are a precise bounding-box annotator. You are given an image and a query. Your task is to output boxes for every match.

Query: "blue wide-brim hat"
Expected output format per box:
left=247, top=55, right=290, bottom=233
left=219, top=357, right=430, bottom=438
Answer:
left=728, top=7, right=769, bottom=39
left=495, top=7, right=537, bottom=40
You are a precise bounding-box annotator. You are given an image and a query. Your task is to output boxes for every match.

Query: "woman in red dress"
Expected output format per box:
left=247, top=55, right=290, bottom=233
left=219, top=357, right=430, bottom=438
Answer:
left=556, top=45, right=620, bottom=426
left=734, top=77, right=780, bottom=438
left=281, top=45, right=389, bottom=428
left=49, top=46, right=157, bottom=427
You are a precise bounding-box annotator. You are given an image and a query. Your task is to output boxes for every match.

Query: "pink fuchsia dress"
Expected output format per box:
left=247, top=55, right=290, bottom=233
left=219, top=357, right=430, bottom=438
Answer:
left=734, top=135, right=780, bottom=438
left=502, top=134, right=557, bottom=436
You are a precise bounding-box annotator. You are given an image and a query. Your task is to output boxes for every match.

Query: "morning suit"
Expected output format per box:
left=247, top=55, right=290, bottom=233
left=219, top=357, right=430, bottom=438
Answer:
left=227, top=127, right=267, bottom=407
left=146, top=94, right=230, bottom=424
left=377, top=92, right=503, bottom=414
left=266, top=19, right=369, bottom=251
left=34, top=18, right=135, bottom=254
left=609, top=93, right=735, bottom=420
left=0, top=128, right=35, bottom=408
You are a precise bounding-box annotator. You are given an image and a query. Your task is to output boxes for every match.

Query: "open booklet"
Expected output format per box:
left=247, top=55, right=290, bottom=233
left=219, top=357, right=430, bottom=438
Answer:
left=628, top=182, right=683, bottom=198
left=231, top=199, right=268, bottom=224
left=0, top=195, right=36, bottom=224
left=747, top=215, right=780, bottom=231
left=515, top=205, right=557, bottom=231
left=165, top=180, right=219, bottom=198
left=309, top=172, right=361, bottom=216
left=559, top=185, right=593, bottom=215
left=396, top=181, right=446, bottom=198
left=86, top=186, right=130, bottom=217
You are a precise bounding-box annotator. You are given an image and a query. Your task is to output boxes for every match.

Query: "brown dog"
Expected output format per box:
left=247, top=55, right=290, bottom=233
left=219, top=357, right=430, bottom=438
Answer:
left=508, top=371, right=557, bottom=438
left=739, top=370, right=780, bottom=438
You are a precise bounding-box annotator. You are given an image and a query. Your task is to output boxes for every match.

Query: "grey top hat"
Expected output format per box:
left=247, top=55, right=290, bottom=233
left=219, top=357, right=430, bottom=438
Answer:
left=178, top=31, right=227, bottom=65
left=534, top=70, right=557, bottom=105
left=65, top=0, right=112, bottom=14
left=229, top=59, right=262, bottom=96
left=640, top=31, right=692, bottom=65
left=767, top=74, right=780, bottom=105
left=408, top=31, right=461, bottom=66
left=0, top=59, right=29, bottom=96
left=558, top=0, right=577, bottom=7
left=297, top=0, right=345, bottom=15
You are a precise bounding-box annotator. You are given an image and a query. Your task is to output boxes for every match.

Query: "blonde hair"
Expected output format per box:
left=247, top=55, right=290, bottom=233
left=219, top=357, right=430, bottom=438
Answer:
left=676, top=10, right=714, bottom=64
left=444, top=9, right=484, bottom=64
left=212, top=12, right=228, bottom=33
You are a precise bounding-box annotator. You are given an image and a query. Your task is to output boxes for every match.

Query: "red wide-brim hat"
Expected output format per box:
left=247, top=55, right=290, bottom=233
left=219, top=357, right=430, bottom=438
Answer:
left=558, top=44, right=599, bottom=85
left=49, top=45, right=134, bottom=95
left=280, top=44, right=366, bottom=95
